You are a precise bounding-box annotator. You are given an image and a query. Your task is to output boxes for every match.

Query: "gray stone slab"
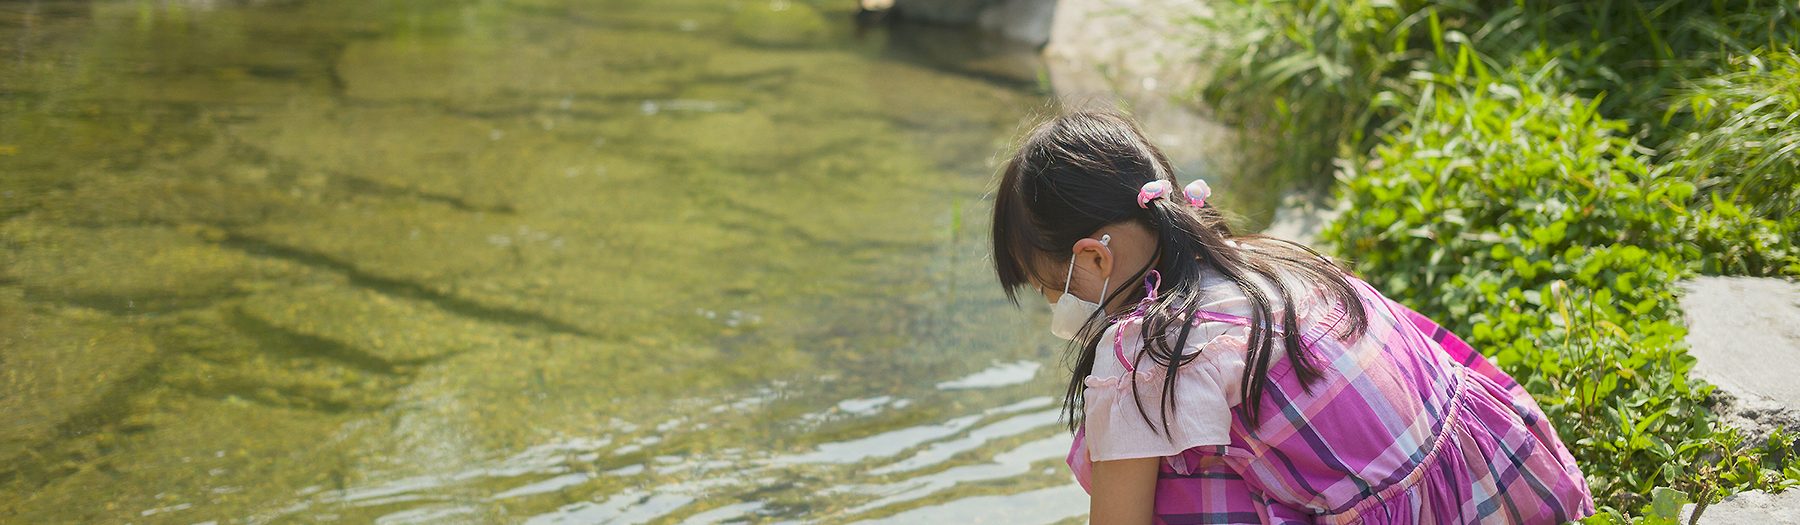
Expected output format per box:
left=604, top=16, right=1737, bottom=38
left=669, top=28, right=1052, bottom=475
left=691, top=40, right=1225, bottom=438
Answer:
left=1679, top=277, right=1800, bottom=407
left=1679, top=277, right=1800, bottom=522
left=1683, top=489, right=1800, bottom=524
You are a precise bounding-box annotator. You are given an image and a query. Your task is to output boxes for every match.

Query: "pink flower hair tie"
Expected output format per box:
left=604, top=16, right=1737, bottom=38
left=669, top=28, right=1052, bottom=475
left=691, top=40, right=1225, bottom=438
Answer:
left=1136, top=180, right=1173, bottom=208
left=1183, top=178, right=1213, bottom=207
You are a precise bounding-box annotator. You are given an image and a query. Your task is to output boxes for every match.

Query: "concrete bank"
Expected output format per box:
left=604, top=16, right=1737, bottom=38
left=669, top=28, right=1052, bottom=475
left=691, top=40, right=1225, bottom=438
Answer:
left=884, top=0, right=1317, bottom=235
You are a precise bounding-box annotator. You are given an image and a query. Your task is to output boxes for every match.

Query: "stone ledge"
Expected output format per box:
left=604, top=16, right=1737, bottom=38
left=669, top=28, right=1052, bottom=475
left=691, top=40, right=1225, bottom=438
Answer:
left=1680, top=276, right=1800, bottom=443
left=1678, top=276, right=1800, bottom=523
left=1683, top=489, right=1800, bottom=524
left=887, top=0, right=1057, bottom=46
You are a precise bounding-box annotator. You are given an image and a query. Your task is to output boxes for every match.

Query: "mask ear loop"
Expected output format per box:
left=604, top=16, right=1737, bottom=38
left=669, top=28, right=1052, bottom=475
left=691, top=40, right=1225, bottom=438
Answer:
left=1097, top=234, right=1110, bottom=311
left=1060, top=251, right=1077, bottom=297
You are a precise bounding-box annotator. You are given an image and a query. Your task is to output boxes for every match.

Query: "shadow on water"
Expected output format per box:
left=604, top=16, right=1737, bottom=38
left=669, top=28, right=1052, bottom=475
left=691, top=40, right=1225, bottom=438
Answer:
left=0, top=0, right=1105, bottom=523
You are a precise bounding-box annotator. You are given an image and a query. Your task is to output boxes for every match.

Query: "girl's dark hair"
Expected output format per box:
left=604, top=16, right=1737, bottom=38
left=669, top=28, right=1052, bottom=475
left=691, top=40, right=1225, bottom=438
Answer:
left=990, top=111, right=1368, bottom=431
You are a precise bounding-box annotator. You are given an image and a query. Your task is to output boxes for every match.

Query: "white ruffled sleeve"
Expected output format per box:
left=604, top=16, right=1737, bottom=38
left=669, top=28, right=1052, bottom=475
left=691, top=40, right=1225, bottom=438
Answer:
left=1081, top=318, right=1249, bottom=462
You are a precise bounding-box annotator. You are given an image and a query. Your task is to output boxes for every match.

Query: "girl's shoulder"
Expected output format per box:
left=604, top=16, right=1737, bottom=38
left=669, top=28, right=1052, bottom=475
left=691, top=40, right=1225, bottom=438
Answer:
left=1085, top=264, right=1343, bottom=389
left=1079, top=264, right=1351, bottom=461
left=1084, top=273, right=1256, bottom=395
left=1079, top=274, right=1258, bottom=461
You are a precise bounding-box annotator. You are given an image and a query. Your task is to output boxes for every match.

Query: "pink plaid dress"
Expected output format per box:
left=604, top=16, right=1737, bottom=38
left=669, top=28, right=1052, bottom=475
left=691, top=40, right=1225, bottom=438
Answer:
left=1067, top=271, right=1594, bottom=524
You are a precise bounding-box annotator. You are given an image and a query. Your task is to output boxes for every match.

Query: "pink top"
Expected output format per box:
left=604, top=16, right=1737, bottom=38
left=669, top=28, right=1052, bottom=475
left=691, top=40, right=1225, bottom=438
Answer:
left=1077, top=267, right=1331, bottom=463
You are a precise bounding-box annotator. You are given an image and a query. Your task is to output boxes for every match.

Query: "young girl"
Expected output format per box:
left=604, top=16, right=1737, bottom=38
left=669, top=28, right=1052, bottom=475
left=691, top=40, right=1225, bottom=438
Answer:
left=989, top=112, right=1595, bottom=524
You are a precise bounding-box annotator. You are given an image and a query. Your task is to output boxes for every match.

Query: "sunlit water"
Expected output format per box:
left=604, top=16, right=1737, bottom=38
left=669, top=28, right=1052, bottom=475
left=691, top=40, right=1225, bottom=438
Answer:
left=0, top=0, right=1123, bottom=523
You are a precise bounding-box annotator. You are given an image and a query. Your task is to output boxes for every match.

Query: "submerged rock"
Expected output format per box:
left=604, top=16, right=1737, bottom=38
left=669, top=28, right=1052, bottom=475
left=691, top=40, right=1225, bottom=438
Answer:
left=238, top=283, right=516, bottom=366
left=152, top=307, right=405, bottom=412
left=1, top=222, right=277, bottom=313
left=333, top=27, right=723, bottom=106
left=0, top=296, right=159, bottom=468
left=731, top=1, right=829, bottom=47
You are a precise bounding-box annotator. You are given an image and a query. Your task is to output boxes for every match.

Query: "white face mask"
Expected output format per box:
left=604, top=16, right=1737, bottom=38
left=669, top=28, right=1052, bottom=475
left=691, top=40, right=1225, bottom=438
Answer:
left=1049, top=234, right=1110, bottom=340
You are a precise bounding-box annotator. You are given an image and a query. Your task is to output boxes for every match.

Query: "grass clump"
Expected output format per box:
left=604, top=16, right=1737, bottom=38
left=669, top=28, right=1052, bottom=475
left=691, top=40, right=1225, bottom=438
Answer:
left=1663, top=48, right=1800, bottom=276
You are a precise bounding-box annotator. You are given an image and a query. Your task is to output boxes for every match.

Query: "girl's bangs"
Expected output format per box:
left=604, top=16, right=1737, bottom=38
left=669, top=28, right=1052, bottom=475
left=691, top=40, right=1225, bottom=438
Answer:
left=990, top=159, right=1056, bottom=306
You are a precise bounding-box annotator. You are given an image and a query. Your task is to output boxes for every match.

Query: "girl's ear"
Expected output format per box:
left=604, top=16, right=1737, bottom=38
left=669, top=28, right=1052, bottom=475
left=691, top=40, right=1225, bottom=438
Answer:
left=1070, top=236, right=1115, bottom=284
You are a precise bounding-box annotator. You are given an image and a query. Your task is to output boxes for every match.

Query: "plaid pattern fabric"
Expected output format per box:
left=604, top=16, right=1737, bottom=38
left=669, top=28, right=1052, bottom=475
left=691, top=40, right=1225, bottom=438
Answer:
left=1068, top=277, right=1594, bottom=524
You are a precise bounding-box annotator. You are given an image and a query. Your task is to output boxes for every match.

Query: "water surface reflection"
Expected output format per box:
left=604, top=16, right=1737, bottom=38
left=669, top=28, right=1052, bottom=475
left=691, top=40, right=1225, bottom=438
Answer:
left=1, top=0, right=1086, bottom=523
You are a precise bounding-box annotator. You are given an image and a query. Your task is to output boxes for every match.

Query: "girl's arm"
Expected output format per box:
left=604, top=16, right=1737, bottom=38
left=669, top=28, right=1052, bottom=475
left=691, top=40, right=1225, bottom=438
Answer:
left=1088, top=456, right=1159, bottom=525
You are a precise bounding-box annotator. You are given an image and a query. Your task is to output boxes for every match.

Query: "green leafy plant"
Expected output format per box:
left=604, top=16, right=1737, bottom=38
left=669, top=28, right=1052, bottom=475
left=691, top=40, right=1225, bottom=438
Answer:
left=1324, top=74, right=1732, bottom=510
left=1189, top=0, right=1800, bottom=518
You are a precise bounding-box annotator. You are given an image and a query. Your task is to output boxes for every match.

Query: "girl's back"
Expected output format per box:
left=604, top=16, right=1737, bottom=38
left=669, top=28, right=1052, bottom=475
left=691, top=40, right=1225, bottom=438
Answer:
left=1072, top=263, right=1593, bottom=523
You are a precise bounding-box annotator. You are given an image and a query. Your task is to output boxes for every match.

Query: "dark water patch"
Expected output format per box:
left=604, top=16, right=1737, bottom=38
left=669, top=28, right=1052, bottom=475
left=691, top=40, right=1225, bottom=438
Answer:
left=216, top=232, right=601, bottom=340
left=166, top=309, right=417, bottom=386
left=19, top=288, right=242, bottom=316
left=332, top=171, right=520, bottom=215
left=223, top=309, right=418, bottom=376
left=227, top=134, right=524, bottom=215
left=705, top=195, right=930, bottom=254
left=0, top=348, right=164, bottom=492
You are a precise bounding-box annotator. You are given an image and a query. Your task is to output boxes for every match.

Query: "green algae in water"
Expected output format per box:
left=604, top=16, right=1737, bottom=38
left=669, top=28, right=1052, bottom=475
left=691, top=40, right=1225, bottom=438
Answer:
left=730, top=1, right=829, bottom=47
left=0, top=1, right=1104, bottom=523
